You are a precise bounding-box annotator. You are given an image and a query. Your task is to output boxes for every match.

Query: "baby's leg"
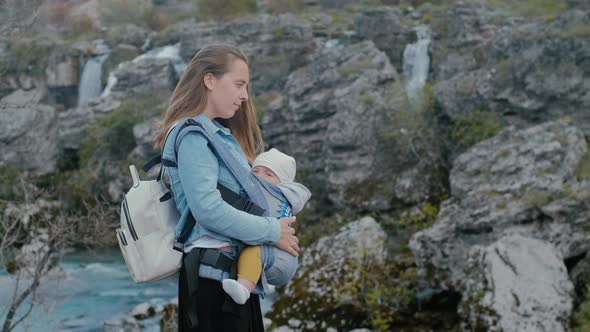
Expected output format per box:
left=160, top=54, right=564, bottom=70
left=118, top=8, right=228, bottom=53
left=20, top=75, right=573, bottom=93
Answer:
left=237, top=245, right=262, bottom=290
left=222, top=245, right=262, bottom=304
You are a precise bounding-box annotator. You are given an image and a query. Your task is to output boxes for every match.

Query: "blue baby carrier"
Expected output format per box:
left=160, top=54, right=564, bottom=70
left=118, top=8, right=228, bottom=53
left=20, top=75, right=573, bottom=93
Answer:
left=148, top=117, right=297, bottom=280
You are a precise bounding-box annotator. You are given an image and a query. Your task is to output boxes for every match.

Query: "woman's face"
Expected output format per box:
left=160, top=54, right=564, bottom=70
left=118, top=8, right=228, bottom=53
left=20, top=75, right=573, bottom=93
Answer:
left=203, top=59, right=250, bottom=120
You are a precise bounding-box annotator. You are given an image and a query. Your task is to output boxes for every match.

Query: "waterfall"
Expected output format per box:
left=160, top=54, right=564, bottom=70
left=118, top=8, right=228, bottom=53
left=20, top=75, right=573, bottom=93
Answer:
left=402, top=25, right=431, bottom=105
left=77, top=40, right=110, bottom=107
left=100, top=72, right=118, bottom=98
left=132, top=42, right=187, bottom=80
left=101, top=43, right=187, bottom=98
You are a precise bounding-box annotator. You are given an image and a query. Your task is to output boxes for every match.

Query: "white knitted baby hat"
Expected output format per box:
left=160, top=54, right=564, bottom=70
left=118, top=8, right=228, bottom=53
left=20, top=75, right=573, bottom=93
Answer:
left=252, top=148, right=296, bottom=183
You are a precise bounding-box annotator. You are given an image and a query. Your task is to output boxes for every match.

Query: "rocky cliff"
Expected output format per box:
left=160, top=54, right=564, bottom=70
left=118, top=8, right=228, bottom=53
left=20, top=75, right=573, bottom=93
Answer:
left=1, top=0, right=590, bottom=331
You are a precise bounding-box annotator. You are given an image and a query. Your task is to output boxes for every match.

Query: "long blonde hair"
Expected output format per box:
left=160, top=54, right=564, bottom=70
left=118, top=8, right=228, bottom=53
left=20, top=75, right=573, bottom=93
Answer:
left=153, top=45, right=263, bottom=162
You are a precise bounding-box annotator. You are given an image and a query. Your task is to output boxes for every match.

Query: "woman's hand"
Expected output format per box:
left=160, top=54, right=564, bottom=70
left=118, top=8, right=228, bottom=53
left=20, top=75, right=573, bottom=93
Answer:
left=276, top=216, right=300, bottom=257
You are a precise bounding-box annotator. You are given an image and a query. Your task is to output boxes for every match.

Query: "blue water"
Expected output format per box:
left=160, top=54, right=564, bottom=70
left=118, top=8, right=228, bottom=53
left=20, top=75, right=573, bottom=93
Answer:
left=0, top=248, right=275, bottom=331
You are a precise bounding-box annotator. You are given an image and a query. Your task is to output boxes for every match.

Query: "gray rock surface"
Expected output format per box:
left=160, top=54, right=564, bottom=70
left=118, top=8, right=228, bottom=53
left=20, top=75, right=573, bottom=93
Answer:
left=432, top=4, right=590, bottom=134
left=410, top=121, right=590, bottom=331
left=107, top=57, right=176, bottom=99
left=262, top=39, right=445, bottom=212
left=0, top=89, right=58, bottom=174
left=156, top=14, right=314, bottom=93
left=270, top=217, right=386, bottom=329
left=58, top=97, right=121, bottom=150
left=354, top=7, right=413, bottom=69
left=460, top=235, right=574, bottom=332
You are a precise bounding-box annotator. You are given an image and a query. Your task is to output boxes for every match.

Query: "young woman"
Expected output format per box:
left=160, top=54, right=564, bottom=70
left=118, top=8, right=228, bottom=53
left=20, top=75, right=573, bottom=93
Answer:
left=154, top=45, right=299, bottom=332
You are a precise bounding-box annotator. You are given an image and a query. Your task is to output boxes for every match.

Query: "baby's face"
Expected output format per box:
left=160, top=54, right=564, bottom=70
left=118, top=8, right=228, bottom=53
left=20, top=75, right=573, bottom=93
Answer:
left=251, top=165, right=280, bottom=185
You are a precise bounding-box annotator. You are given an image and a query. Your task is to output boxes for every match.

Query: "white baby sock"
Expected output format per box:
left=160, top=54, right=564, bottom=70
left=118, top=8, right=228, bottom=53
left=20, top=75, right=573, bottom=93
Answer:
left=222, top=279, right=251, bottom=305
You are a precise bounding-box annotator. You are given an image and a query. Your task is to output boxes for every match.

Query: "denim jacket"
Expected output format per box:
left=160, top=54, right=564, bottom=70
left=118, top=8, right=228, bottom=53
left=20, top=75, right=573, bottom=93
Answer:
left=162, top=114, right=280, bottom=248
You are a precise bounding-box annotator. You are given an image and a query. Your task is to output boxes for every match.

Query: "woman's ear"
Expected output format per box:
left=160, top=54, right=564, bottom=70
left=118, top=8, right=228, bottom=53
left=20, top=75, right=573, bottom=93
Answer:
left=203, top=73, right=216, bottom=91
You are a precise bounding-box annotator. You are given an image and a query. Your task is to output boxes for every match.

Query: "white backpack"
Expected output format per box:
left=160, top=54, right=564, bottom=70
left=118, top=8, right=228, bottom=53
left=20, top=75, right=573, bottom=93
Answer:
left=116, top=164, right=182, bottom=283
left=116, top=119, right=266, bottom=283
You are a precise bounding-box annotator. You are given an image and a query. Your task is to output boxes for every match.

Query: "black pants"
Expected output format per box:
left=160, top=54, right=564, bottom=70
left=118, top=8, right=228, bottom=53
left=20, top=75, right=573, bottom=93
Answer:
left=178, top=261, right=264, bottom=332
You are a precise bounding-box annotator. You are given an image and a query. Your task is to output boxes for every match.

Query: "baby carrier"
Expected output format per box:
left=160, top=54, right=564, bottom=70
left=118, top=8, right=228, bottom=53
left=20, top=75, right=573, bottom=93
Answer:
left=117, top=117, right=298, bottom=286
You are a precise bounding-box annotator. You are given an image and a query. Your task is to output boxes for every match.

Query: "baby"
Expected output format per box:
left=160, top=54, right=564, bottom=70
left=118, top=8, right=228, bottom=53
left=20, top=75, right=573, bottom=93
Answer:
left=222, top=148, right=311, bottom=304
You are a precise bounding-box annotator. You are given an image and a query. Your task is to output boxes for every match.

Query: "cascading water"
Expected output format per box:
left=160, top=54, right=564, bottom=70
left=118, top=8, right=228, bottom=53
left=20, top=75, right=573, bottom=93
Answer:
left=77, top=40, right=110, bottom=107
left=402, top=25, right=432, bottom=105
left=101, top=43, right=187, bottom=98
left=132, top=42, right=187, bottom=80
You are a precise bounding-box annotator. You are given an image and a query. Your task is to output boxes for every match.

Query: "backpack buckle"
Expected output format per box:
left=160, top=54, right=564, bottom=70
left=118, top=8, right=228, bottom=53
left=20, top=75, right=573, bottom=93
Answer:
left=173, top=242, right=184, bottom=253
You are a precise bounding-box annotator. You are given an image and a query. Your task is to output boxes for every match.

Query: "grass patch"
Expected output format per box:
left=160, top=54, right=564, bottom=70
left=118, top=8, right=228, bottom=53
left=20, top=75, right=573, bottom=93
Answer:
left=486, top=0, right=567, bottom=18
left=99, top=0, right=169, bottom=31
left=194, top=0, right=258, bottom=21
left=394, top=202, right=440, bottom=231
left=355, top=93, right=377, bottom=106
left=0, top=165, right=20, bottom=201
left=576, top=150, right=590, bottom=181
left=559, top=24, right=590, bottom=38
left=337, top=60, right=381, bottom=77
left=452, top=111, right=505, bottom=152
left=266, top=0, right=305, bottom=14
left=79, top=98, right=165, bottom=168
left=253, top=92, right=280, bottom=123
left=522, top=189, right=567, bottom=208
left=3, top=36, right=62, bottom=76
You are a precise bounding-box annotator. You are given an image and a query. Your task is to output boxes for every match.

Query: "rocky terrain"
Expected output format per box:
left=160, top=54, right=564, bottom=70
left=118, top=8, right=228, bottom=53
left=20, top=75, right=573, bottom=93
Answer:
left=1, top=0, right=590, bottom=331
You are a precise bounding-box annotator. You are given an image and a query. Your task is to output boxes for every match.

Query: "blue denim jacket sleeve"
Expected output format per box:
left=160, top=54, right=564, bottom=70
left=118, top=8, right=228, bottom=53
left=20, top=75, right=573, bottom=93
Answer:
left=176, top=133, right=281, bottom=244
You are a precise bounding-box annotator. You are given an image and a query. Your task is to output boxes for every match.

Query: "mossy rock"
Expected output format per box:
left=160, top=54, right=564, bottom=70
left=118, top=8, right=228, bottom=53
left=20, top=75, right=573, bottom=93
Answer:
left=451, top=111, right=506, bottom=153
left=0, top=165, right=20, bottom=201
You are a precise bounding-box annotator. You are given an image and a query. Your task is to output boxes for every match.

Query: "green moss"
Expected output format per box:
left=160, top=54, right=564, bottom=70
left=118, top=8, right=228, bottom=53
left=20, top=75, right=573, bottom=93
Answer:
left=4, top=37, right=61, bottom=76
left=266, top=0, right=305, bottom=14
left=253, top=92, right=280, bottom=123
left=344, top=178, right=379, bottom=207
left=576, top=151, right=590, bottom=181
left=79, top=98, right=165, bottom=168
left=194, top=0, right=258, bottom=21
left=495, top=58, right=513, bottom=82
left=522, top=190, right=566, bottom=208
left=355, top=93, right=377, bottom=106
left=486, top=0, right=566, bottom=18
left=337, top=60, right=381, bottom=77
left=380, top=82, right=439, bottom=165
left=51, top=169, right=97, bottom=209
left=0, top=165, right=20, bottom=201
left=395, top=202, right=440, bottom=231
left=573, top=284, right=590, bottom=332
left=272, top=27, right=286, bottom=39
left=99, top=0, right=169, bottom=31
left=558, top=24, right=590, bottom=38
left=497, top=148, right=511, bottom=158
left=421, top=12, right=433, bottom=24
left=452, top=111, right=505, bottom=152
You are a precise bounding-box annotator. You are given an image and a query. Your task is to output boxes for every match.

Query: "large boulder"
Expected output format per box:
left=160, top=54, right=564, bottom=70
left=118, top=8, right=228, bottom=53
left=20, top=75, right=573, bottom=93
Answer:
left=268, top=217, right=387, bottom=330
left=0, top=89, right=58, bottom=174
left=261, top=39, right=446, bottom=213
left=432, top=4, right=590, bottom=134
left=58, top=97, right=121, bottom=150
left=155, top=14, right=314, bottom=93
left=410, top=121, right=590, bottom=331
left=459, top=234, right=574, bottom=332
left=354, top=7, right=414, bottom=69
left=107, top=57, right=176, bottom=99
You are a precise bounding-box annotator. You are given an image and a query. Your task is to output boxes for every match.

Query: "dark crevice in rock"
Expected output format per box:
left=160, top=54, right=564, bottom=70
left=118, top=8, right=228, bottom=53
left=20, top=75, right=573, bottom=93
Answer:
left=565, top=251, right=587, bottom=273
left=457, top=225, right=494, bottom=235
left=410, top=288, right=462, bottom=330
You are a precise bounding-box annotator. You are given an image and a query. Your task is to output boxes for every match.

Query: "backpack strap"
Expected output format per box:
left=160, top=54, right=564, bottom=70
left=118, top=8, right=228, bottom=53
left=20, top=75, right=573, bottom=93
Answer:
left=158, top=118, right=266, bottom=246
left=172, top=118, right=271, bottom=213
